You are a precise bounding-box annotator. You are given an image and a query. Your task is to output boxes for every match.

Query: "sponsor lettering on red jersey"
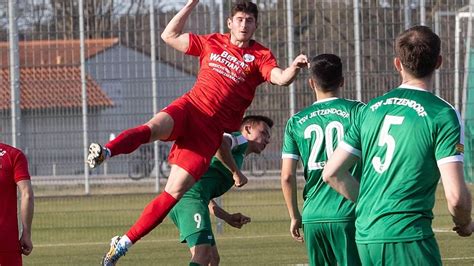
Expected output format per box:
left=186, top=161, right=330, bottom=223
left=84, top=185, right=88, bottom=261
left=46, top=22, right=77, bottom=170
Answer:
left=184, top=33, right=278, bottom=131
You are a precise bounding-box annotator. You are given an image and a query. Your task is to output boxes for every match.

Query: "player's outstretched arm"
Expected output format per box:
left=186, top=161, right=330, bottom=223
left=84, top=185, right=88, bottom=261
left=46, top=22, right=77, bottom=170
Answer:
left=439, top=162, right=473, bottom=237
left=208, top=200, right=250, bottom=229
left=322, top=147, right=359, bottom=202
left=215, top=134, right=248, bottom=187
left=270, top=54, right=308, bottom=86
left=17, top=179, right=34, bottom=255
left=160, top=0, right=199, bottom=53
left=281, top=158, right=303, bottom=242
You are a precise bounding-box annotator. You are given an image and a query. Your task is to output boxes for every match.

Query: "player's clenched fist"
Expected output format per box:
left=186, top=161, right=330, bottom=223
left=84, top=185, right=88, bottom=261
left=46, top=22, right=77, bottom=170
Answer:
left=291, top=54, right=309, bottom=69
left=233, top=170, right=248, bottom=187
left=226, top=213, right=251, bottom=229
left=290, top=217, right=303, bottom=243
left=453, top=221, right=474, bottom=237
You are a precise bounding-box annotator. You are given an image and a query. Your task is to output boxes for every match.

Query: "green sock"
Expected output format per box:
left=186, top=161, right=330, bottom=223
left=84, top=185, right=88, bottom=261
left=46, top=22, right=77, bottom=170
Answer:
left=189, top=262, right=201, bottom=266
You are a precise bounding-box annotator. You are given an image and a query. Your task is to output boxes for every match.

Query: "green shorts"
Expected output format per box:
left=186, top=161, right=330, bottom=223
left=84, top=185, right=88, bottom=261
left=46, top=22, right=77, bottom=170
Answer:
left=356, top=236, right=441, bottom=266
left=303, top=222, right=360, bottom=266
left=169, top=197, right=216, bottom=248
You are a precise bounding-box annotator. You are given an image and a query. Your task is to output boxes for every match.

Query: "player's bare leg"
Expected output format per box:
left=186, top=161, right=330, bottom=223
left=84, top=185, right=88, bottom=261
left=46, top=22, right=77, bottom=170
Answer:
left=209, top=245, right=220, bottom=266
left=88, top=112, right=174, bottom=169
left=190, top=244, right=212, bottom=266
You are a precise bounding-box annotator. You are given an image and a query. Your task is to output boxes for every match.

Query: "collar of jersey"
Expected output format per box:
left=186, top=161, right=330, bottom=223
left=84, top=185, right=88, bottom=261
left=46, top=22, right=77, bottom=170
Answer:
left=397, top=84, right=428, bottom=91
left=313, top=97, right=338, bottom=105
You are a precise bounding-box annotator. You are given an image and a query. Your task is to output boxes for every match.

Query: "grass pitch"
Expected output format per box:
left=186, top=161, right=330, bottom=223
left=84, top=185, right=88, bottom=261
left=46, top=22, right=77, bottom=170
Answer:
left=24, top=183, right=474, bottom=265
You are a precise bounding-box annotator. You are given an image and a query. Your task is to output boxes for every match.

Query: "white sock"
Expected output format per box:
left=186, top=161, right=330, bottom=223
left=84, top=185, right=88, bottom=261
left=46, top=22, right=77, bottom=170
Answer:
left=118, top=235, right=132, bottom=249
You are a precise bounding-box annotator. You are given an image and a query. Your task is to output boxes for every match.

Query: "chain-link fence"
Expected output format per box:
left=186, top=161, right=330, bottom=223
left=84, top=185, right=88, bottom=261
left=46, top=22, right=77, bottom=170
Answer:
left=1, top=0, right=474, bottom=263
left=2, top=0, right=473, bottom=188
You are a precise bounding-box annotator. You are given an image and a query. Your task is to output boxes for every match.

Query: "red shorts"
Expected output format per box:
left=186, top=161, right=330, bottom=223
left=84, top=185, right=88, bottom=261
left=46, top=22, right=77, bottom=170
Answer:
left=161, top=97, right=224, bottom=180
left=0, top=251, right=22, bottom=266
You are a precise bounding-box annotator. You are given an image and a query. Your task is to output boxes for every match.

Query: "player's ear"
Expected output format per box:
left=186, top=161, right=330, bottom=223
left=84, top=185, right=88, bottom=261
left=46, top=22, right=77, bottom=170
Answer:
left=244, top=124, right=252, bottom=135
left=227, top=17, right=232, bottom=30
left=435, top=55, right=442, bottom=69
left=393, top=57, right=402, bottom=72
left=308, top=78, right=316, bottom=89
left=339, top=77, right=344, bottom=88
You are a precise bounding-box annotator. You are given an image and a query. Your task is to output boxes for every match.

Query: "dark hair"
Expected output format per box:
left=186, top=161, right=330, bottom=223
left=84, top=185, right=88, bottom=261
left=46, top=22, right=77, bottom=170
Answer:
left=395, top=25, right=441, bottom=78
left=231, top=1, right=258, bottom=22
left=241, top=115, right=274, bottom=129
left=309, top=54, right=343, bottom=92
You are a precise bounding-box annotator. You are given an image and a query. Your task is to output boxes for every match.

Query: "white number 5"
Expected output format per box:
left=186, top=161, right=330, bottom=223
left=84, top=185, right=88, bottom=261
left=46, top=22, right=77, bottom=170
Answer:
left=372, top=115, right=404, bottom=173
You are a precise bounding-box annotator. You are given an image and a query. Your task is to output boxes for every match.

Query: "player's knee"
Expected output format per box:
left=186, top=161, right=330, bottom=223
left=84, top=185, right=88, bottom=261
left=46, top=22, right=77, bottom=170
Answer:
left=191, top=244, right=212, bottom=265
left=209, top=246, right=220, bottom=266
left=146, top=112, right=174, bottom=140
left=209, top=252, right=220, bottom=266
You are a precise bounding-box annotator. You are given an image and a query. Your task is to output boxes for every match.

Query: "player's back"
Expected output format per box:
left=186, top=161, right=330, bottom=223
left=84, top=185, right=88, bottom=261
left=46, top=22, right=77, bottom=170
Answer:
left=282, top=97, right=364, bottom=223
left=353, top=85, right=463, bottom=243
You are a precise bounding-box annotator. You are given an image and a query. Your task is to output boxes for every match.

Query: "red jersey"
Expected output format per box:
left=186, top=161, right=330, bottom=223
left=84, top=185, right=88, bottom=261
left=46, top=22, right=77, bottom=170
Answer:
left=0, top=143, right=30, bottom=253
left=184, top=33, right=278, bottom=132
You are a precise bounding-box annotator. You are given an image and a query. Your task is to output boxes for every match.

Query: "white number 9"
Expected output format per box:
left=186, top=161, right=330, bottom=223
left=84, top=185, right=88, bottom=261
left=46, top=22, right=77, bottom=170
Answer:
left=194, top=213, right=202, bottom=228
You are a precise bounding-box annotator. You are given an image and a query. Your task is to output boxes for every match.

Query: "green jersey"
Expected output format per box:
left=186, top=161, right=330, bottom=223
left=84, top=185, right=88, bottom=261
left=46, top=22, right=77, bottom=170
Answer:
left=341, top=85, right=464, bottom=243
left=282, top=97, right=364, bottom=223
left=180, top=132, right=248, bottom=204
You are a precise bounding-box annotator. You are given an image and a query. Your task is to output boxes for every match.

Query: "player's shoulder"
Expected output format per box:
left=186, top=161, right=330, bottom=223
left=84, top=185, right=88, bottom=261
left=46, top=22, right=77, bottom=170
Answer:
left=293, top=103, right=317, bottom=118
left=430, top=95, right=461, bottom=122
left=0, top=143, right=25, bottom=161
left=248, top=39, right=272, bottom=53
left=0, top=143, right=23, bottom=155
left=338, top=98, right=365, bottom=108
left=197, top=32, right=226, bottom=42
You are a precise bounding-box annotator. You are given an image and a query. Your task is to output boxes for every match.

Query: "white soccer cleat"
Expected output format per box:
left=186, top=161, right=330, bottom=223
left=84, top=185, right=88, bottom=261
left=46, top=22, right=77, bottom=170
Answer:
left=87, top=143, right=107, bottom=169
left=101, top=236, right=128, bottom=266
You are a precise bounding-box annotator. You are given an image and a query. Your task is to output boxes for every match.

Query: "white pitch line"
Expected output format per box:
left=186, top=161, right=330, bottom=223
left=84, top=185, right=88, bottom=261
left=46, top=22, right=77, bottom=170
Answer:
left=442, top=257, right=474, bottom=261
left=35, top=232, right=473, bottom=262
left=35, top=234, right=290, bottom=248
left=34, top=229, right=459, bottom=248
left=433, top=228, right=454, bottom=233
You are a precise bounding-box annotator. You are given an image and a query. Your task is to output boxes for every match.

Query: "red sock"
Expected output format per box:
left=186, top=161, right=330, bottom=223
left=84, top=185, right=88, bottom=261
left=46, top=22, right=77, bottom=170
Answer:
left=105, top=125, right=151, bottom=157
left=125, top=191, right=178, bottom=243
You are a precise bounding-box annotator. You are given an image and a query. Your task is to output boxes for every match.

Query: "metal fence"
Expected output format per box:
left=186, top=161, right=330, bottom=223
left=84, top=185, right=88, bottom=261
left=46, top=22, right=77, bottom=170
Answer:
left=1, top=0, right=473, bottom=185
left=2, top=0, right=474, bottom=264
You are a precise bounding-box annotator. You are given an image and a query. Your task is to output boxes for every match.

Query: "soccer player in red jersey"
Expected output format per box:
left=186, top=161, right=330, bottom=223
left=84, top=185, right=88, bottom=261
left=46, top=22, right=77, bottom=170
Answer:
left=97, top=0, right=308, bottom=264
left=0, top=143, right=34, bottom=266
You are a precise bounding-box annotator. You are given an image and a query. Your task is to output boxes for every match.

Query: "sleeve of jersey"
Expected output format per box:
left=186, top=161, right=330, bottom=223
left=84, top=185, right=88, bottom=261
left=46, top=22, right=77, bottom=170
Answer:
left=340, top=104, right=364, bottom=158
left=434, top=108, right=464, bottom=166
left=13, top=151, right=31, bottom=182
left=281, top=119, right=300, bottom=160
left=259, top=50, right=279, bottom=82
left=185, top=33, right=206, bottom=57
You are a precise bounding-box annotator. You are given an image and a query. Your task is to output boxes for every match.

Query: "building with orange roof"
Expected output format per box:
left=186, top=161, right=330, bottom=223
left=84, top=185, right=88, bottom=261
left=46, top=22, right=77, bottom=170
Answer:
left=0, top=38, right=196, bottom=176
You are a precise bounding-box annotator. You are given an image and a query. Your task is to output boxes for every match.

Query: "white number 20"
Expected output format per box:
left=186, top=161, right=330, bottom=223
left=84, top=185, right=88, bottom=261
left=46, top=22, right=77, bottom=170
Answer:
left=194, top=213, right=202, bottom=228
left=372, top=115, right=404, bottom=173
left=304, top=121, right=344, bottom=170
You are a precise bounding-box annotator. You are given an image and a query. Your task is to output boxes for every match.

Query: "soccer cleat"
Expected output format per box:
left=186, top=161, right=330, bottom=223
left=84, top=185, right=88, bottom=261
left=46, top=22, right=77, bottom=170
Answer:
left=87, top=143, right=107, bottom=169
left=101, top=236, right=128, bottom=266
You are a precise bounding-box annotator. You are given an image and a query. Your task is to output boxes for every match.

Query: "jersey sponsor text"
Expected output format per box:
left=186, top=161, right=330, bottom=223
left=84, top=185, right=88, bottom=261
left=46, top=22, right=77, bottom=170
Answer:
left=297, top=108, right=349, bottom=125
left=370, top=97, right=427, bottom=117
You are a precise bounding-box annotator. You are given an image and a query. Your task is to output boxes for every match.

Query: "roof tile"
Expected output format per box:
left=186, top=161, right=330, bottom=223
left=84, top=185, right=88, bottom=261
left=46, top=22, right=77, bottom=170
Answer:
left=0, top=67, right=113, bottom=110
